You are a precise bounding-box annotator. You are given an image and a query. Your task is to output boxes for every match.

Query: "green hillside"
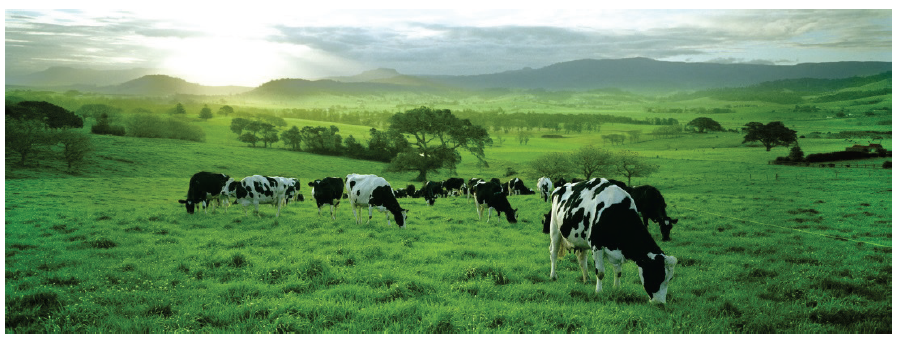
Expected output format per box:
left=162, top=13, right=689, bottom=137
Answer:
left=5, top=80, right=892, bottom=334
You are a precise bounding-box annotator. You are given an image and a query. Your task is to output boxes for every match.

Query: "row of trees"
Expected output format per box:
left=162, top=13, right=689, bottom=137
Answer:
left=529, top=146, right=659, bottom=186
left=5, top=100, right=92, bottom=170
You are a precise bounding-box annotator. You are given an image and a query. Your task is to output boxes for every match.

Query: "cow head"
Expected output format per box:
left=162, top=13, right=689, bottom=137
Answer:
left=660, top=218, right=678, bottom=241
left=394, top=209, right=409, bottom=228
left=178, top=199, right=196, bottom=214
left=637, top=253, right=677, bottom=304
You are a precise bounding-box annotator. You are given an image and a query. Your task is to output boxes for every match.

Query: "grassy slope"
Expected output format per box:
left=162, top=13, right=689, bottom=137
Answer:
left=5, top=92, right=892, bottom=333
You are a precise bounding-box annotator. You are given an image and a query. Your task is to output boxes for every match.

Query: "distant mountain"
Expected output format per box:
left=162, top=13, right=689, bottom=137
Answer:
left=420, top=58, right=893, bottom=92
left=6, top=66, right=161, bottom=87
left=101, top=75, right=252, bottom=96
left=246, top=77, right=459, bottom=98
left=327, top=68, right=403, bottom=82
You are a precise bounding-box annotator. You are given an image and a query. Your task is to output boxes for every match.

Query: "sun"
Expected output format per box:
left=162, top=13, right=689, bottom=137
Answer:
left=161, top=37, right=289, bottom=87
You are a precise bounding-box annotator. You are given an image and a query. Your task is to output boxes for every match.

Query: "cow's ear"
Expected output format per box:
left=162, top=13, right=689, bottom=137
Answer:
left=178, top=199, right=187, bottom=204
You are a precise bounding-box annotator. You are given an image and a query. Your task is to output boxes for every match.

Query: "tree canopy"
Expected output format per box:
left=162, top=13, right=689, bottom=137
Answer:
left=686, top=117, right=724, bottom=133
left=386, top=106, right=491, bottom=181
left=742, top=121, right=798, bottom=151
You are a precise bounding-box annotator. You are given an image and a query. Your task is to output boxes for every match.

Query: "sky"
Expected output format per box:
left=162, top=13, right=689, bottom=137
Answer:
left=4, top=5, right=893, bottom=87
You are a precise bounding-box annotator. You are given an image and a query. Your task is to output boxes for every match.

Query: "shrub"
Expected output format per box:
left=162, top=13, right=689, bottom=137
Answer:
left=91, top=123, right=126, bottom=136
left=126, top=114, right=205, bottom=142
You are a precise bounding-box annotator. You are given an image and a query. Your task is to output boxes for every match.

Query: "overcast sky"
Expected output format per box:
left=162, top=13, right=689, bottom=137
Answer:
left=4, top=6, right=893, bottom=87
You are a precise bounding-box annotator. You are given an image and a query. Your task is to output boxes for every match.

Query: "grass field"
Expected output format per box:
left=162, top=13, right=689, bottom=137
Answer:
left=4, top=92, right=893, bottom=333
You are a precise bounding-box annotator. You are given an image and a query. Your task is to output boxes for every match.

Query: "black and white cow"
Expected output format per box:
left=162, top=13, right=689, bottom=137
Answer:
left=222, top=175, right=291, bottom=217
left=422, top=180, right=444, bottom=206
left=443, top=178, right=466, bottom=197
left=537, top=177, right=554, bottom=203
left=308, top=177, right=344, bottom=220
left=544, top=178, right=677, bottom=304
left=506, top=177, right=535, bottom=195
left=346, top=174, right=408, bottom=228
left=179, top=171, right=231, bottom=214
left=394, top=188, right=409, bottom=198
left=553, top=178, right=568, bottom=189
left=472, top=180, right=518, bottom=223
left=629, top=185, right=678, bottom=241
left=270, top=176, right=305, bottom=207
left=466, top=177, right=482, bottom=202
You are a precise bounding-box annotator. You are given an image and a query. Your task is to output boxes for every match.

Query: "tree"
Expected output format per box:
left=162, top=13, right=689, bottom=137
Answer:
left=300, top=125, right=342, bottom=154
left=570, top=145, right=614, bottom=180
left=686, top=117, right=724, bottom=133
left=626, top=130, right=642, bottom=143
left=281, top=126, right=302, bottom=151
left=613, top=150, right=659, bottom=186
left=218, top=105, right=234, bottom=117
left=517, top=131, right=531, bottom=145
left=9, top=101, right=83, bottom=129
left=199, top=104, right=213, bottom=120
left=343, top=134, right=365, bottom=158
left=528, top=152, right=571, bottom=181
left=788, top=144, right=804, bottom=162
left=57, top=129, right=93, bottom=171
left=172, top=103, right=186, bottom=115
left=386, top=107, right=491, bottom=181
left=5, top=118, right=52, bottom=166
left=742, top=121, right=798, bottom=151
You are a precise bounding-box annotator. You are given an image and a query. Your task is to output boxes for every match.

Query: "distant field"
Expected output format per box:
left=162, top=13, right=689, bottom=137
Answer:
left=5, top=90, right=892, bottom=333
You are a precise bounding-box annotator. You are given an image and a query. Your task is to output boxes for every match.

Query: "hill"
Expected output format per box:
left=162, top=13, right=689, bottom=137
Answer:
left=6, top=66, right=161, bottom=87
left=100, top=75, right=252, bottom=96
left=422, top=58, right=892, bottom=93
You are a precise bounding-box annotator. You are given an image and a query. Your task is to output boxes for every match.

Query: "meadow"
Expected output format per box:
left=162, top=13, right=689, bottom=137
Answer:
left=4, top=92, right=893, bottom=333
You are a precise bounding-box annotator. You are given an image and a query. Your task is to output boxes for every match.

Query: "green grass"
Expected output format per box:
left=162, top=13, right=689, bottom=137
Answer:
left=5, top=93, right=892, bottom=333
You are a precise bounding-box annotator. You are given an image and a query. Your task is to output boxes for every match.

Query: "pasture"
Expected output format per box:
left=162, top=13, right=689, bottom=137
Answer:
left=5, top=96, right=893, bottom=333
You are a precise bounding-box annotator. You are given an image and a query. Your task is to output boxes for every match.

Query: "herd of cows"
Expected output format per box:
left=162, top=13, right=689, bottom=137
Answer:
left=177, top=171, right=679, bottom=303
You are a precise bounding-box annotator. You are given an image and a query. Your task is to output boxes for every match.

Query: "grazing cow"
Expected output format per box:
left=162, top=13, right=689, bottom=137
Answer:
left=422, top=180, right=444, bottom=206
left=553, top=178, right=568, bottom=188
left=629, top=185, right=678, bottom=241
left=443, top=178, right=466, bottom=197
left=537, top=177, right=554, bottom=203
left=472, top=180, right=518, bottom=223
left=506, top=177, right=535, bottom=195
left=223, top=175, right=289, bottom=217
left=308, top=177, right=344, bottom=220
left=179, top=171, right=231, bottom=214
left=270, top=176, right=305, bottom=208
left=346, top=174, right=408, bottom=228
left=544, top=178, right=677, bottom=304
left=405, top=184, right=417, bottom=198
left=467, top=178, right=482, bottom=202
left=394, top=188, right=409, bottom=199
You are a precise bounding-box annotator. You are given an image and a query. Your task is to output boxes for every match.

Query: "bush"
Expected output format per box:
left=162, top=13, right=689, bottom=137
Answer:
left=883, top=161, right=891, bottom=169
left=91, top=123, right=126, bottom=136
left=126, top=114, right=205, bottom=142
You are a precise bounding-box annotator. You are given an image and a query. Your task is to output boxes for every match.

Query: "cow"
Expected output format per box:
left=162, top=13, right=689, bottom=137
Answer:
left=629, top=185, right=678, bottom=241
left=270, top=176, right=305, bottom=208
left=223, top=175, right=289, bottom=217
left=544, top=178, right=677, bottom=304
left=443, top=178, right=466, bottom=197
left=506, top=177, right=535, bottom=195
left=537, top=177, right=553, bottom=203
left=178, top=171, right=231, bottom=214
left=308, top=177, right=344, bottom=220
left=553, top=178, right=567, bottom=188
left=466, top=177, right=482, bottom=202
left=422, top=180, right=444, bottom=206
left=472, top=180, right=518, bottom=223
left=394, top=188, right=409, bottom=199
left=346, top=174, right=408, bottom=228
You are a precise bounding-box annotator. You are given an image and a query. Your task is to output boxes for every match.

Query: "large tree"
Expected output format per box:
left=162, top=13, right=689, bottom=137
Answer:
left=686, top=117, right=724, bottom=133
left=613, top=150, right=659, bottom=186
left=199, top=104, right=213, bottom=120
left=386, top=107, right=491, bottom=181
left=742, top=121, right=798, bottom=151
left=570, top=145, right=615, bottom=180
left=528, top=152, right=571, bottom=181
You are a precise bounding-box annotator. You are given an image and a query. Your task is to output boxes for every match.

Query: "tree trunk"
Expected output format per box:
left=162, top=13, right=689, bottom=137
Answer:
left=414, top=170, right=427, bottom=182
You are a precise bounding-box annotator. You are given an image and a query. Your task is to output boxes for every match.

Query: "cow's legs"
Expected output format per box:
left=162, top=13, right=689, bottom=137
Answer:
left=576, top=249, right=590, bottom=283
left=475, top=201, right=483, bottom=220
left=486, top=207, right=493, bottom=222
left=605, top=252, right=624, bottom=288
left=549, top=233, right=562, bottom=281
left=384, top=211, right=391, bottom=227
left=367, top=206, right=373, bottom=225
left=592, top=247, right=606, bottom=293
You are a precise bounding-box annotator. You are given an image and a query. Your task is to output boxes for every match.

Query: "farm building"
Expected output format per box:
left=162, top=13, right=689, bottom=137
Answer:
left=845, top=143, right=886, bottom=153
